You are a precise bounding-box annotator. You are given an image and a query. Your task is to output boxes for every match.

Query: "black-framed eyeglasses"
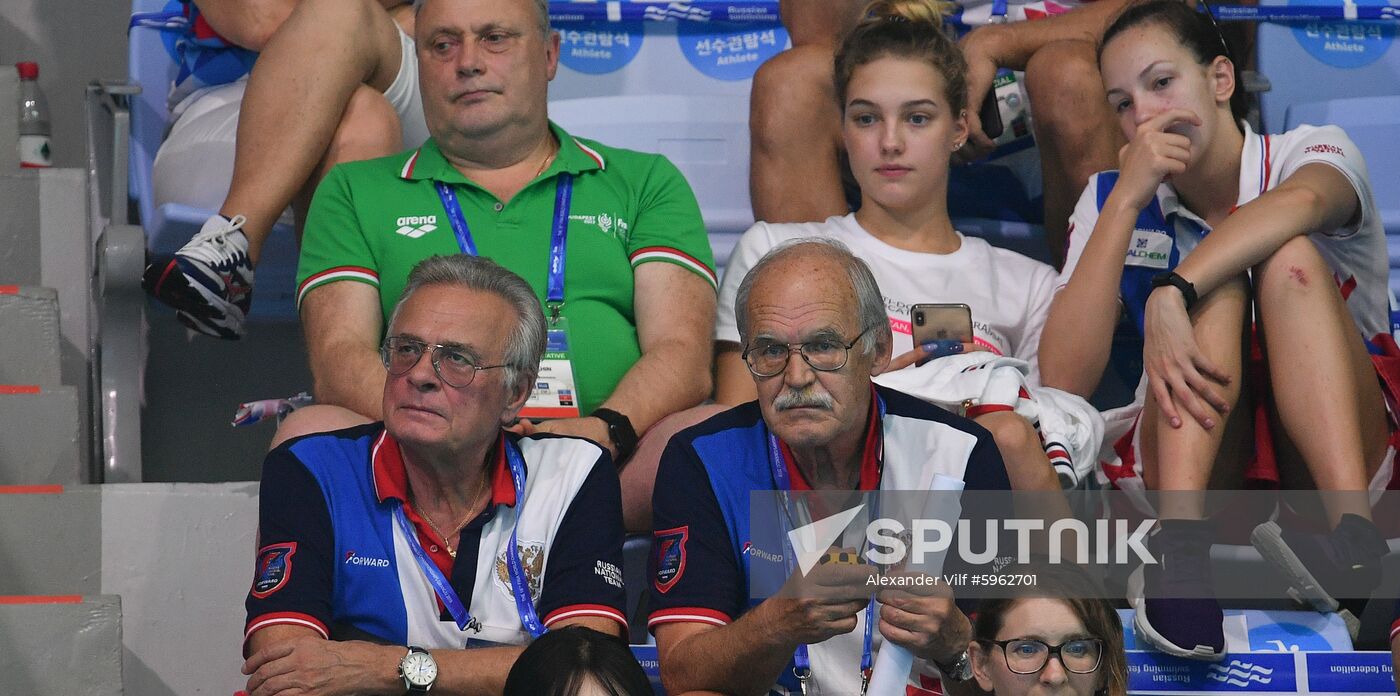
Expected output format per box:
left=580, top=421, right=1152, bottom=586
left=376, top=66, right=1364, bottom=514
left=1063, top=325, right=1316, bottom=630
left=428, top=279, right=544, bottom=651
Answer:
left=978, top=638, right=1104, bottom=675
left=741, top=326, right=874, bottom=378
left=380, top=336, right=507, bottom=388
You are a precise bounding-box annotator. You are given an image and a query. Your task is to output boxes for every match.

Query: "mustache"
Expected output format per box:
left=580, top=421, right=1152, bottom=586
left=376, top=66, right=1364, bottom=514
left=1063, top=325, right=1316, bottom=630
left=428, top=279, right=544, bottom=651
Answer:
left=773, top=388, right=834, bottom=411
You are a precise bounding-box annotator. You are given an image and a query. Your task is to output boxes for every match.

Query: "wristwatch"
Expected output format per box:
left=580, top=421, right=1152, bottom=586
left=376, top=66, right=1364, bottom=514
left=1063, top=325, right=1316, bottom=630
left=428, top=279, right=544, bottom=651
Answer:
left=591, top=408, right=638, bottom=465
left=1151, top=271, right=1198, bottom=312
left=399, top=646, right=438, bottom=693
left=936, top=650, right=974, bottom=682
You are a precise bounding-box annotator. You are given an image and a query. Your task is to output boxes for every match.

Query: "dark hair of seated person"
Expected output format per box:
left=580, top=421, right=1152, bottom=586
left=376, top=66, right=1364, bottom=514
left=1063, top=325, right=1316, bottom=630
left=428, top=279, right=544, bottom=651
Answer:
left=503, top=626, right=653, bottom=696
left=973, top=562, right=1129, bottom=696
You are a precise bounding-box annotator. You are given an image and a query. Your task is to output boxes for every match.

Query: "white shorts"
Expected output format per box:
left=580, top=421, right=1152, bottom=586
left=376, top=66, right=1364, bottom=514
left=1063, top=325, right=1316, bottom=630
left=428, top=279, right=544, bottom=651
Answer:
left=152, top=23, right=428, bottom=214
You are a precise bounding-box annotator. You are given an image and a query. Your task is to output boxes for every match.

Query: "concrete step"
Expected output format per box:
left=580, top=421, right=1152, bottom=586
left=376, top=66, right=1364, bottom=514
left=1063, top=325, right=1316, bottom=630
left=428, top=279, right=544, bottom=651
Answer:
left=0, top=385, right=81, bottom=484
left=0, top=595, right=122, bottom=695
left=0, top=286, right=62, bottom=386
left=0, top=486, right=100, bottom=595
left=0, top=168, right=94, bottom=476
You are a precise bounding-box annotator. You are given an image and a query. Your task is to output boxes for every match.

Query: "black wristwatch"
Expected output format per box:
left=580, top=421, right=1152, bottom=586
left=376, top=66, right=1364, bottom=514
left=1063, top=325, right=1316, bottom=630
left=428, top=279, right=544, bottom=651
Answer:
left=1151, top=270, right=1198, bottom=311
left=591, top=408, right=638, bottom=465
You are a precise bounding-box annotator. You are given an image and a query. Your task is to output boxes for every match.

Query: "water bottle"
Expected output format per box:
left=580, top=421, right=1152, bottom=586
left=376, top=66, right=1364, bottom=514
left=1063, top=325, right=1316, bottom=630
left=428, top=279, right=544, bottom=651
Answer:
left=16, top=62, right=52, bottom=168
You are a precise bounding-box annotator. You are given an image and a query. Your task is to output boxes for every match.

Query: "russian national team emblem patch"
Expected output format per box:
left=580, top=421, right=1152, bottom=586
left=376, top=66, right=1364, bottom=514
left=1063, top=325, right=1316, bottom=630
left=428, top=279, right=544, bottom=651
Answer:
left=652, top=526, right=689, bottom=593
left=252, top=542, right=297, bottom=598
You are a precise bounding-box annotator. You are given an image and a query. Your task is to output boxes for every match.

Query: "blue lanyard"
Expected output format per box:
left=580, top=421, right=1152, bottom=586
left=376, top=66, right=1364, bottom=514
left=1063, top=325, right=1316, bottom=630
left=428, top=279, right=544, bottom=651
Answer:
left=435, top=173, right=574, bottom=317
left=766, top=394, right=885, bottom=692
left=392, top=437, right=546, bottom=639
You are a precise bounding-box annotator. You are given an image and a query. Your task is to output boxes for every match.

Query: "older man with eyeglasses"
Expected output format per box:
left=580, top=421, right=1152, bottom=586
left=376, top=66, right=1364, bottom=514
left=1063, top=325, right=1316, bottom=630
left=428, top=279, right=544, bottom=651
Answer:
left=241, top=254, right=626, bottom=696
left=648, top=238, right=1013, bottom=696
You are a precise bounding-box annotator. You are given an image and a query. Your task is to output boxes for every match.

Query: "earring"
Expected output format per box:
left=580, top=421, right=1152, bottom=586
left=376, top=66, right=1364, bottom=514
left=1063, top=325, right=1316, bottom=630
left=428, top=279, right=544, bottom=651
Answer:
left=953, top=141, right=965, bottom=151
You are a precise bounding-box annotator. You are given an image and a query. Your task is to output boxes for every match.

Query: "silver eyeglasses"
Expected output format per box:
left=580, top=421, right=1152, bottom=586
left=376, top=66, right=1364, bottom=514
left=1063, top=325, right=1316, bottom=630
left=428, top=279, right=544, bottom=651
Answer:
left=380, top=336, right=507, bottom=388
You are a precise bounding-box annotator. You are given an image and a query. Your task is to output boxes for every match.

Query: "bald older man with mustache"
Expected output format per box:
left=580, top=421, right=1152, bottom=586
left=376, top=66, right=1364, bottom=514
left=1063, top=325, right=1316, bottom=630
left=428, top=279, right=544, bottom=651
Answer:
left=646, top=238, right=1013, bottom=695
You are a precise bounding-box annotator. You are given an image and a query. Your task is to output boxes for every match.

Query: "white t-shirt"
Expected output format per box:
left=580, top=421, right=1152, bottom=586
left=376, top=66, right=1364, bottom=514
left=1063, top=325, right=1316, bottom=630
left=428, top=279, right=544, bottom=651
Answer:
left=716, top=213, right=1058, bottom=386
left=1058, top=122, right=1390, bottom=415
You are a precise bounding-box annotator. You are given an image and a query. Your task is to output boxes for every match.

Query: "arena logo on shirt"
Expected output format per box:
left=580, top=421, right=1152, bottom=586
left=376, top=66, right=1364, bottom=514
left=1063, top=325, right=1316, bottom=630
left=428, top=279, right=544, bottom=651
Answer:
left=251, top=542, right=297, bottom=598
left=394, top=215, right=438, bottom=239
left=343, top=551, right=391, bottom=568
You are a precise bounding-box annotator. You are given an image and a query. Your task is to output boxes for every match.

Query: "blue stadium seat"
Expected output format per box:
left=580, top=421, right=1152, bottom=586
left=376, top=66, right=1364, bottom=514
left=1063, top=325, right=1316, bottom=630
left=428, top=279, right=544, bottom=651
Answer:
left=1255, top=5, right=1400, bottom=133
left=128, top=0, right=299, bottom=320
left=1284, top=96, right=1400, bottom=298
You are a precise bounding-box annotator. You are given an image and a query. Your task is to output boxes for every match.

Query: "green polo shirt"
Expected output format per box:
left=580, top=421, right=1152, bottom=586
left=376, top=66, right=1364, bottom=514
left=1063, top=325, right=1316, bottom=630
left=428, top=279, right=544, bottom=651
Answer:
left=297, top=122, right=716, bottom=414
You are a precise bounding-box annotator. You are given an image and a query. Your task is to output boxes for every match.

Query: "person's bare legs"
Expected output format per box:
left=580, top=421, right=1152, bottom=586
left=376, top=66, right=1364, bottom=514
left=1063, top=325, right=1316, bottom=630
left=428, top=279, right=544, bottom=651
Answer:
left=621, top=404, right=730, bottom=533
left=225, top=0, right=409, bottom=262
left=1140, top=276, right=1251, bottom=521
left=749, top=44, right=851, bottom=224
left=1253, top=236, right=1389, bottom=526
left=291, top=85, right=404, bottom=240
left=270, top=404, right=374, bottom=450
left=1023, top=39, right=1122, bottom=269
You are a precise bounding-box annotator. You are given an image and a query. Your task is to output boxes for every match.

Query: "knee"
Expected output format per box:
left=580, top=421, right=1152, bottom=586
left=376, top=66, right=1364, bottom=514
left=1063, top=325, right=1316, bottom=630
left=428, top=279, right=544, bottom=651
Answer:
left=1254, top=235, right=1330, bottom=297
left=975, top=410, right=1038, bottom=457
left=1024, top=41, right=1111, bottom=142
left=326, top=86, right=402, bottom=163
left=270, top=405, right=372, bottom=451
left=1025, top=40, right=1102, bottom=112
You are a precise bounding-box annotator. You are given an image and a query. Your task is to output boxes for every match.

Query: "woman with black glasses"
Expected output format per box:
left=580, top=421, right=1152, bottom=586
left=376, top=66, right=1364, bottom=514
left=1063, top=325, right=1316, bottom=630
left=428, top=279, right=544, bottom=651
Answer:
left=969, top=567, right=1127, bottom=696
left=1042, top=0, right=1393, bottom=661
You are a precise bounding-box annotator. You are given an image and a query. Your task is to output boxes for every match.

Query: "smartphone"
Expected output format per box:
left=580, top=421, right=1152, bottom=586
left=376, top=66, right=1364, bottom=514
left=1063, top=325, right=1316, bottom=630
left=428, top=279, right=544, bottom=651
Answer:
left=978, top=90, right=1004, bottom=141
left=912, top=303, right=973, bottom=345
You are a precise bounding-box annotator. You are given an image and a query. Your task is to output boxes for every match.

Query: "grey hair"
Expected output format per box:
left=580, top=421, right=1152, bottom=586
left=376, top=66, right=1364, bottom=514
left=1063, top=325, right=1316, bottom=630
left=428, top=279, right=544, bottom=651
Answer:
left=734, top=237, right=889, bottom=356
left=414, top=0, right=552, bottom=36
left=388, top=255, right=546, bottom=395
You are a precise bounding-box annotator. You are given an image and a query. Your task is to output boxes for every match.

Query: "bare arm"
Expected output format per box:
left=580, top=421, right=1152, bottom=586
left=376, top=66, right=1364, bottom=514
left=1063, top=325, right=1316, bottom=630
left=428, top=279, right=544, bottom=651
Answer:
left=957, top=0, right=1133, bottom=158
left=749, top=47, right=852, bottom=224
left=1170, top=163, right=1360, bottom=298
left=655, top=603, right=813, bottom=696
left=538, top=264, right=715, bottom=448
left=244, top=617, right=618, bottom=696
left=1039, top=109, right=1199, bottom=396
left=301, top=282, right=386, bottom=420
left=961, top=0, right=1134, bottom=71
left=1038, top=198, right=1135, bottom=398
left=712, top=341, right=758, bottom=406
left=192, top=0, right=299, bottom=51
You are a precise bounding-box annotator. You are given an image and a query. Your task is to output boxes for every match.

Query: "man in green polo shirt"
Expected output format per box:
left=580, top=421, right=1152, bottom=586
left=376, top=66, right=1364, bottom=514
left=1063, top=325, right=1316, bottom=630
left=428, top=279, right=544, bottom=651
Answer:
left=282, top=0, right=721, bottom=532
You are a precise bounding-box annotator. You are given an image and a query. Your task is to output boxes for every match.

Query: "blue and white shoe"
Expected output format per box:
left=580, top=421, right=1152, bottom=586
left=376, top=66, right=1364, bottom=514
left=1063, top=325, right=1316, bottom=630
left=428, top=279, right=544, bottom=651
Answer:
left=143, top=214, right=254, bottom=340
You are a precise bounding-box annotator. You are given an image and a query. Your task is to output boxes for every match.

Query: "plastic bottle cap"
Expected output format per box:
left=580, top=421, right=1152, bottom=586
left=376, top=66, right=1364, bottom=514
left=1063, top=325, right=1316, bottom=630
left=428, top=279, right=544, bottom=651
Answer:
left=15, top=62, right=38, bottom=80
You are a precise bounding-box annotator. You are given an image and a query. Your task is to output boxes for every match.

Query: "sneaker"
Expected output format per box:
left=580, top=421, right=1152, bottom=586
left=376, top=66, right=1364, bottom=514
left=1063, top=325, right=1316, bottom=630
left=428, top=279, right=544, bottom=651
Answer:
left=1129, top=519, right=1227, bottom=661
left=143, top=214, right=254, bottom=339
left=1251, top=513, right=1387, bottom=636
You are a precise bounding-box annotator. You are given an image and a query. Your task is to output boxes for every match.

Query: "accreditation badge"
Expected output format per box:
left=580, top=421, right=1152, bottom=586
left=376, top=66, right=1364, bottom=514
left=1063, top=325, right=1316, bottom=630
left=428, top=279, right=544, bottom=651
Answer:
left=520, top=317, right=582, bottom=420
